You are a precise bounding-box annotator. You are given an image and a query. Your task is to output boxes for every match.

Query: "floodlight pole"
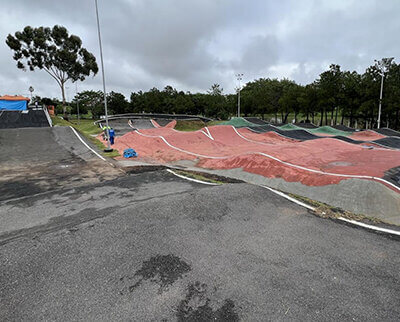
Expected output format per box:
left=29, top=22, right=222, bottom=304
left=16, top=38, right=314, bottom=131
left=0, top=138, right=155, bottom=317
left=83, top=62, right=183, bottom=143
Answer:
left=29, top=86, right=34, bottom=102
left=375, top=57, right=394, bottom=129
left=95, top=0, right=112, bottom=151
left=236, top=73, right=243, bottom=117
left=377, top=73, right=384, bottom=129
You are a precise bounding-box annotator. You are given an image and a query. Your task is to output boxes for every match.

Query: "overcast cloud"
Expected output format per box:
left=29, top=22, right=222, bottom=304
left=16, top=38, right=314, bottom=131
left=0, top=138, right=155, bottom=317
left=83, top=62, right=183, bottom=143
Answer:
left=0, top=0, right=399, bottom=100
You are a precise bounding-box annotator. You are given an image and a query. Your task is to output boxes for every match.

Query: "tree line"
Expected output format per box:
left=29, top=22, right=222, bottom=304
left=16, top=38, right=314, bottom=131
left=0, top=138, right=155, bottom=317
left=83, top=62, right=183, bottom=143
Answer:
left=39, top=60, right=399, bottom=129
left=6, top=26, right=400, bottom=129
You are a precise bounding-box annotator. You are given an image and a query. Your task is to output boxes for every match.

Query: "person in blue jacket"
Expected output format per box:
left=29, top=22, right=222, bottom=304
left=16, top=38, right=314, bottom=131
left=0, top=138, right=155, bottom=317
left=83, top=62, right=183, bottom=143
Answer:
left=109, top=128, right=115, bottom=145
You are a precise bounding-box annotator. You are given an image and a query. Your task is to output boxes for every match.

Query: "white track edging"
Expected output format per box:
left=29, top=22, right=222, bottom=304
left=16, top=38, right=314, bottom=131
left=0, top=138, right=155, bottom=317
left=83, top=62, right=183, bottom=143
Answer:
left=204, top=127, right=214, bottom=140
left=259, top=185, right=400, bottom=236
left=166, top=169, right=220, bottom=185
left=261, top=185, right=316, bottom=211
left=69, top=126, right=106, bottom=161
left=337, top=217, right=400, bottom=236
left=150, top=119, right=160, bottom=128
left=43, top=107, right=53, bottom=127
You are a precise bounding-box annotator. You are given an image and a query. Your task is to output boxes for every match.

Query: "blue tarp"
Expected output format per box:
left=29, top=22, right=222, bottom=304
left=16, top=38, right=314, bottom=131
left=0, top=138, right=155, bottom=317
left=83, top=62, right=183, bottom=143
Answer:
left=123, top=148, right=138, bottom=158
left=0, top=100, right=27, bottom=111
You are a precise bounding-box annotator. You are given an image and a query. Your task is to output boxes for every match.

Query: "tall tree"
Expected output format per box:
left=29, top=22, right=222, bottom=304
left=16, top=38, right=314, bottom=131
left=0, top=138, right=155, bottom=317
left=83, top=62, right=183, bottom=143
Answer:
left=342, top=71, right=362, bottom=126
left=73, top=90, right=103, bottom=119
left=207, top=83, right=223, bottom=96
left=385, top=62, right=400, bottom=128
left=6, top=25, right=98, bottom=114
left=107, top=91, right=128, bottom=115
left=316, top=64, right=343, bottom=125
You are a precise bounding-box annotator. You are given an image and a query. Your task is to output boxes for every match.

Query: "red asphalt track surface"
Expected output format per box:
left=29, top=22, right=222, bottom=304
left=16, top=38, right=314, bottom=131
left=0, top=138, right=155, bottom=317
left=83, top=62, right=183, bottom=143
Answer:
left=99, top=125, right=400, bottom=191
left=348, top=130, right=386, bottom=141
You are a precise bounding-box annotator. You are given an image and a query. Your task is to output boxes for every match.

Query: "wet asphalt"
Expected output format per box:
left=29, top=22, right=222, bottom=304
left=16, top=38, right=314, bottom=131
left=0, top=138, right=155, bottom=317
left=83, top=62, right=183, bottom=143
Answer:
left=1, top=170, right=400, bottom=321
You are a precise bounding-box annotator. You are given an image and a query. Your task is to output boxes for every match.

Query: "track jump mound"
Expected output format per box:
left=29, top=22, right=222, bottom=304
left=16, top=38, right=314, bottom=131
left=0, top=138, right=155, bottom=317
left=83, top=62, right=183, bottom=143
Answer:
left=294, top=123, right=318, bottom=129
left=246, top=124, right=281, bottom=133
left=374, top=128, right=400, bottom=137
left=243, top=117, right=269, bottom=125
left=308, top=126, right=350, bottom=137
left=332, top=125, right=355, bottom=132
left=349, top=130, right=386, bottom=141
left=220, top=117, right=257, bottom=128
left=276, top=129, right=320, bottom=140
left=374, top=137, right=400, bottom=149
left=99, top=118, right=133, bottom=136
left=279, top=124, right=303, bottom=130
left=237, top=128, right=299, bottom=144
left=246, top=125, right=320, bottom=140
left=129, top=118, right=155, bottom=129
left=0, top=110, right=50, bottom=129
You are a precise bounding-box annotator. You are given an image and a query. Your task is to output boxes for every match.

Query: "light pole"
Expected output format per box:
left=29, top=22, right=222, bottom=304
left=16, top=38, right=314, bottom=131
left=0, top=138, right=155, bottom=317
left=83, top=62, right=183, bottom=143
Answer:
left=375, top=57, right=394, bottom=129
left=236, top=73, right=243, bottom=117
left=29, top=86, right=34, bottom=102
left=95, top=0, right=112, bottom=152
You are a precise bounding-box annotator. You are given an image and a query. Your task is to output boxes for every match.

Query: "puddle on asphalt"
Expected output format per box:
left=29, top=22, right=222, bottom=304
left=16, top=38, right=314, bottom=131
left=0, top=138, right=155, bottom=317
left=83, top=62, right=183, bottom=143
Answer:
left=120, top=254, right=191, bottom=294
left=176, top=282, right=239, bottom=321
left=328, top=161, right=353, bottom=167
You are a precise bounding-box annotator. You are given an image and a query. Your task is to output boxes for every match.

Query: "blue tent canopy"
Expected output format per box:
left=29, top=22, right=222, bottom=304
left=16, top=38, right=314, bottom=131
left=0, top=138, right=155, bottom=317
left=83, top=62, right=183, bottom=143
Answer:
left=0, top=99, right=28, bottom=111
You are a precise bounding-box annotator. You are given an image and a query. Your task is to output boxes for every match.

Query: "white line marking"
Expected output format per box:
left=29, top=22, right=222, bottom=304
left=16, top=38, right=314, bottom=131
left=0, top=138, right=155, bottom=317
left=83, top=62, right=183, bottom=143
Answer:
left=259, top=184, right=400, bottom=236
left=338, top=217, right=400, bottom=236
left=134, top=128, right=400, bottom=192
left=69, top=126, right=106, bottom=161
left=150, top=119, right=160, bottom=128
left=204, top=127, right=214, bottom=140
left=166, top=169, right=220, bottom=185
left=260, top=185, right=316, bottom=211
left=233, top=126, right=278, bottom=146
left=170, top=126, right=214, bottom=140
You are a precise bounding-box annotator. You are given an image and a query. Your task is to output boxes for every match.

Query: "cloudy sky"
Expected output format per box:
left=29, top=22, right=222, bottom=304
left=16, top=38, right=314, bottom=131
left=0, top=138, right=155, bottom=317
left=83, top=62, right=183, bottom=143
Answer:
left=0, top=0, right=399, bottom=100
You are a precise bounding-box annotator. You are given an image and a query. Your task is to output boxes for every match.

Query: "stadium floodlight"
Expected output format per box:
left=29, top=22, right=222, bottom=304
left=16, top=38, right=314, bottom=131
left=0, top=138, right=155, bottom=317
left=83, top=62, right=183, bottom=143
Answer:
left=94, top=0, right=112, bottom=152
left=375, top=57, right=394, bottom=129
left=236, top=73, right=243, bottom=117
left=29, top=86, right=34, bottom=101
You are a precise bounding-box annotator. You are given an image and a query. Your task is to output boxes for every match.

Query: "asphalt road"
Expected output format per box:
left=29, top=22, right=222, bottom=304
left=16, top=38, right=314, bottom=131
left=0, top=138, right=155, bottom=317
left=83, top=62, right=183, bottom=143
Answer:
left=0, top=127, right=122, bottom=201
left=1, top=169, right=399, bottom=321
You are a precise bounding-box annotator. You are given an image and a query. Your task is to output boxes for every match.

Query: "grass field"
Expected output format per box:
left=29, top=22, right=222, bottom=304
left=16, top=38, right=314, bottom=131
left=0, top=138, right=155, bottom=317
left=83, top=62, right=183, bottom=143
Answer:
left=174, top=119, right=225, bottom=131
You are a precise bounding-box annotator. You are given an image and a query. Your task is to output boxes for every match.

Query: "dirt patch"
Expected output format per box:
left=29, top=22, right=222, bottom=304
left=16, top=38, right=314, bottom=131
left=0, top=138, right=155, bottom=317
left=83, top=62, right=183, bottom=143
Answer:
left=124, top=165, right=167, bottom=174
left=287, top=192, right=400, bottom=228
left=175, top=169, right=243, bottom=184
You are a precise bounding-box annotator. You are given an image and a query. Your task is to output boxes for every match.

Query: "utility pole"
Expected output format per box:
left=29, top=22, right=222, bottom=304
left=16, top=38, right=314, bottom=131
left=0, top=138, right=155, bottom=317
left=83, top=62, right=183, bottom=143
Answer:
left=375, top=57, right=394, bottom=129
left=236, top=73, right=243, bottom=117
left=95, top=0, right=112, bottom=152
